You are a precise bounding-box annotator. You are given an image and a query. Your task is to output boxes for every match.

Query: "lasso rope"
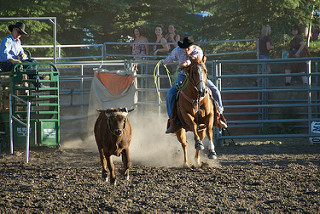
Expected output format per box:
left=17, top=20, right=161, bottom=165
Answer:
left=153, top=60, right=189, bottom=102
left=153, top=60, right=172, bottom=102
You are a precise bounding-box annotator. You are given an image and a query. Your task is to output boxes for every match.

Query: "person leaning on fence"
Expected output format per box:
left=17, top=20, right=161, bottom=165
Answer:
left=132, top=26, right=149, bottom=60
left=165, top=24, right=181, bottom=52
left=162, top=36, right=227, bottom=134
left=0, top=22, right=42, bottom=88
left=285, top=25, right=310, bottom=86
left=153, top=25, right=169, bottom=56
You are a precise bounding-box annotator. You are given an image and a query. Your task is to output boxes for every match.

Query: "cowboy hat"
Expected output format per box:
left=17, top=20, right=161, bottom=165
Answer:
left=178, top=36, right=194, bottom=48
left=8, top=22, right=27, bottom=35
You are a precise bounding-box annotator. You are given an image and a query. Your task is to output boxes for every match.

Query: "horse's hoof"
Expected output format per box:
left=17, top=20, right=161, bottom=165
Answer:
left=183, top=162, right=191, bottom=168
left=195, top=140, right=204, bottom=151
left=208, top=150, right=217, bottom=159
left=101, top=175, right=108, bottom=182
left=124, top=174, right=130, bottom=181
left=110, top=178, right=117, bottom=186
left=195, top=159, right=201, bottom=167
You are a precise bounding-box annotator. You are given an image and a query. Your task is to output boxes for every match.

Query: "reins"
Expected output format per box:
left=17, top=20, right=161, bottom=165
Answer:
left=180, top=90, right=208, bottom=112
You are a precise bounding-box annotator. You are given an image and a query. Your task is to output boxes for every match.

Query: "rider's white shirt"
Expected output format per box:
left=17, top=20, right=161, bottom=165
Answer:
left=162, top=45, right=203, bottom=75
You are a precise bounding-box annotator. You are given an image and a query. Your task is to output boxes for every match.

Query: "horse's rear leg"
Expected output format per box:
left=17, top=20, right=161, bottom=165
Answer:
left=176, top=129, right=189, bottom=167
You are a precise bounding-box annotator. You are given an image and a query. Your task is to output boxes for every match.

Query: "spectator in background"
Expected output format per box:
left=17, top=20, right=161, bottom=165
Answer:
left=259, top=25, right=274, bottom=59
left=153, top=25, right=169, bottom=56
left=165, top=24, right=181, bottom=52
left=285, top=25, right=309, bottom=86
left=259, top=25, right=274, bottom=75
left=132, top=26, right=149, bottom=60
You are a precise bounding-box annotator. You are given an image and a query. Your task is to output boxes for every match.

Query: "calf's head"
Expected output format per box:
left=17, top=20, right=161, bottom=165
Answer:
left=97, top=108, right=133, bottom=136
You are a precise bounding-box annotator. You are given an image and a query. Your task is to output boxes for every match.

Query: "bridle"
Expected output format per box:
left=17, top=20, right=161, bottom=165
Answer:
left=180, top=62, right=209, bottom=113
left=188, top=63, right=208, bottom=96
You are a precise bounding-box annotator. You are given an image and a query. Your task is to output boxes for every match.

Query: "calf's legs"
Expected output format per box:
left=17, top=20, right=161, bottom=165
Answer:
left=106, top=155, right=116, bottom=185
left=98, top=148, right=108, bottom=182
left=121, top=148, right=132, bottom=180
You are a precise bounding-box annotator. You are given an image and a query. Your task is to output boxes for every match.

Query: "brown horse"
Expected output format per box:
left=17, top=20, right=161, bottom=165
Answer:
left=173, top=55, right=217, bottom=166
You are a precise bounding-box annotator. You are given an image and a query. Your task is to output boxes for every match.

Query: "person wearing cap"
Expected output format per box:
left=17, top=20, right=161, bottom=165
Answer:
left=0, top=22, right=41, bottom=87
left=162, top=36, right=227, bottom=133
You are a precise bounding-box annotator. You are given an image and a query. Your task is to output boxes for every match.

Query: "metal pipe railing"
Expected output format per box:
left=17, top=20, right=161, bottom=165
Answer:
left=54, top=56, right=320, bottom=143
left=9, top=94, right=31, bottom=163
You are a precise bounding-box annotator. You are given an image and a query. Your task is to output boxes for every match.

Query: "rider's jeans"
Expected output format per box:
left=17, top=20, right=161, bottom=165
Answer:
left=166, top=73, right=223, bottom=118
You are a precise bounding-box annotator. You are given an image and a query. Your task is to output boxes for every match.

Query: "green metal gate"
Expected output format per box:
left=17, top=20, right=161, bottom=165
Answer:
left=10, top=62, right=60, bottom=147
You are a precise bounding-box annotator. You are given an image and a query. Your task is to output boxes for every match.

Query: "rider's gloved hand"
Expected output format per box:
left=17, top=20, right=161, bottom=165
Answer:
left=9, top=59, right=23, bottom=69
left=9, top=59, right=22, bottom=65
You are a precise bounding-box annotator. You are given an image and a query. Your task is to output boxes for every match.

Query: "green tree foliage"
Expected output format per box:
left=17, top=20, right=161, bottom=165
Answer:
left=0, top=0, right=319, bottom=57
left=200, top=0, right=320, bottom=56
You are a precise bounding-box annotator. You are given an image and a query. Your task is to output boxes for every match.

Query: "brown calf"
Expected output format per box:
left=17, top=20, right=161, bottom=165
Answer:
left=94, top=107, right=133, bottom=185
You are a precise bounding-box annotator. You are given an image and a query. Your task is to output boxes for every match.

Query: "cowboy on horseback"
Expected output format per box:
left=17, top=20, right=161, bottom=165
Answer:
left=162, top=36, right=227, bottom=134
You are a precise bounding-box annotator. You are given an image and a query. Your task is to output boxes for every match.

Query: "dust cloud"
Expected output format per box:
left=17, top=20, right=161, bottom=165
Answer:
left=127, top=112, right=184, bottom=167
left=60, top=112, right=216, bottom=167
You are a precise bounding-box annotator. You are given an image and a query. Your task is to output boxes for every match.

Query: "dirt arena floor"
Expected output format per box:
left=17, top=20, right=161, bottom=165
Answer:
left=0, top=138, right=319, bottom=213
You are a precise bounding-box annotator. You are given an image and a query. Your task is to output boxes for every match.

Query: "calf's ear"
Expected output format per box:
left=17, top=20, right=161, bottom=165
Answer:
left=120, top=107, right=128, bottom=113
left=128, top=108, right=134, bottom=113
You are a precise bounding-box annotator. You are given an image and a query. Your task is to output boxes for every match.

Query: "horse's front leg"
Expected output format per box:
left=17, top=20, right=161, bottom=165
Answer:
left=184, top=113, right=204, bottom=151
left=205, top=113, right=217, bottom=159
left=176, top=128, right=190, bottom=167
left=195, top=129, right=206, bottom=166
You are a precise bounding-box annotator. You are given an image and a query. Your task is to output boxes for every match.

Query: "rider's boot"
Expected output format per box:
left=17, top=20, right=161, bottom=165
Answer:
left=217, top=106, right=227, bottom=129
left=165, top=119, right=175, bottom=134
left=217, top=118, right=227, bottom=129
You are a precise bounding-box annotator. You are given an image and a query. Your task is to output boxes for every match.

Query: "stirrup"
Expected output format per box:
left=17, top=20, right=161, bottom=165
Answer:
left=217, top=119, right=227, bottom=129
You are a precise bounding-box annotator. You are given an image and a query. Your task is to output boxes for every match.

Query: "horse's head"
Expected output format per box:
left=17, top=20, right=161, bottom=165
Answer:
left=185, top=55, right=208, bottom=97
